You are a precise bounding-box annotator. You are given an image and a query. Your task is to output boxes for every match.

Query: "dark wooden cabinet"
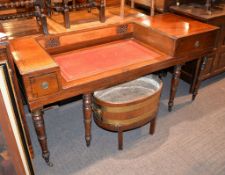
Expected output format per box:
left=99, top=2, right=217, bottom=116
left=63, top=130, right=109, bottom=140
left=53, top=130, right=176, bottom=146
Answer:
left=170, top=1, right=225, bottom=91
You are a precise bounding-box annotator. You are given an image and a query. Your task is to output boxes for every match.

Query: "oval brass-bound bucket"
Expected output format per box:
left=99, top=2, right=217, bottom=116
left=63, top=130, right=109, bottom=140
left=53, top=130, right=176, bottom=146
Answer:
left=93, top=74, right=163, bottom=132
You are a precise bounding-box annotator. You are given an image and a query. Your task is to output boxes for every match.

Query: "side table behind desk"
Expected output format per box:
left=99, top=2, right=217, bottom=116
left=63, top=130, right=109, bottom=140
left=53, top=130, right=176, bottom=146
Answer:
left=170, top=3, right=225, bottom=92
left=0, top=18, right=44, bottom=40
left=10, top=14, right=218, bottom=166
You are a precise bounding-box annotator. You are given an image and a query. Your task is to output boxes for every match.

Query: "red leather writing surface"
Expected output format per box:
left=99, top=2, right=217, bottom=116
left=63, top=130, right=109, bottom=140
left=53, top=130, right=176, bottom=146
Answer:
left=54, top=40, right=160, bottom=82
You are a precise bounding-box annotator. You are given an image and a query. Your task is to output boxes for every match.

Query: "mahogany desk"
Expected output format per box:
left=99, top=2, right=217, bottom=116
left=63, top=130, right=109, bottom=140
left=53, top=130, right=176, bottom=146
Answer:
left=9, top=13, right=218, bottom=166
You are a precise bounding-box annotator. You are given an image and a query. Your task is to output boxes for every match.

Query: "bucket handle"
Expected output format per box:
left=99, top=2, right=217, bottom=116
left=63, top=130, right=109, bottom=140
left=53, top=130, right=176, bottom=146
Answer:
left=92, top=104, right=103, bottom=122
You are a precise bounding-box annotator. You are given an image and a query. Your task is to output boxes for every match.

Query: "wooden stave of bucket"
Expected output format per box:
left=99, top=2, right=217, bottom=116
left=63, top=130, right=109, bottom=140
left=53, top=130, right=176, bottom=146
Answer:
left=93, top=75, right=163, bottom=132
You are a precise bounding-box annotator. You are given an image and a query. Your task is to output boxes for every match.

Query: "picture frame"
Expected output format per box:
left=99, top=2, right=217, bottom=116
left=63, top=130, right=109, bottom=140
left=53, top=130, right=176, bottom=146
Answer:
left=0, top=62, right=34, bottom=175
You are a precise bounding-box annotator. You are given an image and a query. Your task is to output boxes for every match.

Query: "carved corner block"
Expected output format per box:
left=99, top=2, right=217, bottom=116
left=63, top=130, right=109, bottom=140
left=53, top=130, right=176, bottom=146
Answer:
left=116, top=24, right=128, bottom=35
left=44, top=36, right=60, bottom=49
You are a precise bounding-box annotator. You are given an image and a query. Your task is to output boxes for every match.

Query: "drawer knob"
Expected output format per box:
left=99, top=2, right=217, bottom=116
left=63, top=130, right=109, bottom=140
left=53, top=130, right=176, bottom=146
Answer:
left=194, top=41, right=200, bottom=48
left=41, top=81, right=49, bottom=90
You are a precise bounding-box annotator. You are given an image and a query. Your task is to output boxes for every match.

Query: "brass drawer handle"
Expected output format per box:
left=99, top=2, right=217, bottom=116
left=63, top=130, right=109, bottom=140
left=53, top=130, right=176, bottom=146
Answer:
left=194, top=40, right=200, bottom=48
left=41, top=81, right=49, bottom=90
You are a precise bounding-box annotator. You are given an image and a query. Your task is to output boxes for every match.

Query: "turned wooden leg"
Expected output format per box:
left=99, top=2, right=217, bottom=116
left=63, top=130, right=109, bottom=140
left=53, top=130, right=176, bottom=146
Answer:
left=150, top=0, right=155, bottom=16
left=131, top=0, right=134, bottom=8
left=83, top=94, right=92, bottom=147
left=63, top=2, right=70, bottom=29
left=46, top=0, right=52, bottom=16
left=40, top=14, right=49, bottom=35
left=120, top=0, right=125, bottom=18
left=149, top=117, right=156, bottom=135
left=168, top=64, right=182, bottom=112
left=118, top=129, right=123, bottom=150
left=87, top=0, right=92, bottom=13
left=99, top=0, right=106, bottom=23
left=32, top=109, right=53, bottom=167
left=34, top=4, right=48, bottom=35
left=189, top=59, right=202, bottom=94
left=72, top=0, right=76, bottom=9
left=192, top=56, right=208, bottom=101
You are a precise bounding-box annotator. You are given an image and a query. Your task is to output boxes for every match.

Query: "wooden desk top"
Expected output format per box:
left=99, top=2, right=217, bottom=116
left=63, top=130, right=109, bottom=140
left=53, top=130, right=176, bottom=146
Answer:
left=10, top=37, right=58, bottom=75
left=56, top=39, right=171, bottom=89
left=53, top=39, right=161, bottom=82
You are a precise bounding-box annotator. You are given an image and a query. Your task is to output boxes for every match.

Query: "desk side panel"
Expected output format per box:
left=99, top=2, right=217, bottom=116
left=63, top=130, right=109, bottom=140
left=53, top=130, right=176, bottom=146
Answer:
left=133, top=23, right=176, bottom=56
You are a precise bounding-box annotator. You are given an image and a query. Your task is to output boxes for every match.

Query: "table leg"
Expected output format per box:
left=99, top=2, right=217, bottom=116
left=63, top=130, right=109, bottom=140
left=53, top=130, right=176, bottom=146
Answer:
left=168, top=64, right=182, bottom=112
left=120, top=0, right=125, bottom=18
left=72, top=0, right=76, bottom=9
left=189, top=59, right=202, bottom=94
left=150, top=0, right=155, bottom=16
left=34, top=3, right=49, bottom=35
left=46, top=0, right=52, bottom=16
left=99, top=0, right=106, bottom=23
left=131, top=0, right=134, bottom=8
left=149, top=117, right=156, bottom=135
left=63, top=1, right=70, bottom=28
left=87, top=0, right=92, bottom=13
left=31, top=109, right=53, bottom=167
left=40, top=14, right=49, bottom=35
left=83, top=94, right=92, bottom=147
left=192, top=56, right=208, bottom=101
left=118, top=129, right=123, bottom=150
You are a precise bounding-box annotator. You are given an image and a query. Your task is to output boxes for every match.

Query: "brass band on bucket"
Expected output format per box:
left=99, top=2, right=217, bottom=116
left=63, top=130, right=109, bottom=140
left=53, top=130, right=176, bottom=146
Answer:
left=93, top=109, right=155, bottom=126
left=93, top=94, right=158, bottom=113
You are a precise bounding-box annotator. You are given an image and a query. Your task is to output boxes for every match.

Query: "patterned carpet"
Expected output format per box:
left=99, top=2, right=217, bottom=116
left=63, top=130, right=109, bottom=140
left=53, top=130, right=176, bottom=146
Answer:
left=26, top=73, right=225, bottom=175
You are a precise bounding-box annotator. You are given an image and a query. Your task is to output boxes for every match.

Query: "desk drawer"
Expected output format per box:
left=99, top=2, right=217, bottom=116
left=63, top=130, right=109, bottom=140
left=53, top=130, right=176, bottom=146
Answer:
left=30, top=73, right=59, bottom=98
left=175, top=31, right=217, bottom=57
